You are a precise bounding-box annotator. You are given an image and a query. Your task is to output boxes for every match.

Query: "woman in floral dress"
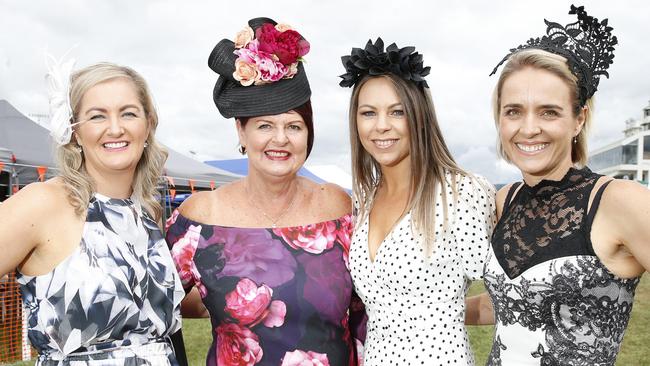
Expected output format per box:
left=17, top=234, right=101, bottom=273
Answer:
left=165, top=17, right=365, bottom=366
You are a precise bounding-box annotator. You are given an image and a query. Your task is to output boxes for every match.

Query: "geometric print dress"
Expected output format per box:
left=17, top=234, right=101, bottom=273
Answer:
left=17, top=193, right=184, bottom=365
left=165, top=210, right=366, bottom=366
left=484, top=167, right=641, bottom=365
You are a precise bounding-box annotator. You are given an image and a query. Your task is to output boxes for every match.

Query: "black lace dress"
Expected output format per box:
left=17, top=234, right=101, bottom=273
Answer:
left=483, top=167, right=640, bottom=366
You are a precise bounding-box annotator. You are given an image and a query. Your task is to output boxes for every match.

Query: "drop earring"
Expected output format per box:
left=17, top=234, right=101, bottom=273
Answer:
left=144, top=142, right=149, bottom=148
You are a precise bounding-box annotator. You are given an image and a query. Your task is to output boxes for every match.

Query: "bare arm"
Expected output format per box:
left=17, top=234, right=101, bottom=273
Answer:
left=595, top=180, right=650, bottom=276
left=0, top=183, right=53, bottom=277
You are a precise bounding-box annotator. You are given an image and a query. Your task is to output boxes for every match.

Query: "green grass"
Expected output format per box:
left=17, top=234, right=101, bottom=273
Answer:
left=4, top=276, right=649, bottom=365
left=181, top=319, right=212, bottom=365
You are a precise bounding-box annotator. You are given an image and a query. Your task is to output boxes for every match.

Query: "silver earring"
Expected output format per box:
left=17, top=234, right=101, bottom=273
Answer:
left=74, top=144, right=83, bottom=153
left=144, top=142, right=149, bottom=148
left=573, top=136, right=577, bottom=144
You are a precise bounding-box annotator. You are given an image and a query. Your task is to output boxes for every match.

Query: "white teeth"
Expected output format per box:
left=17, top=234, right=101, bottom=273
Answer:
left=266, top=151, right=288, bottom=157
left=516, top=143, right=548, bottom=152
left=374, top=139, right=397, bottom=148
left=103, top=142, right=128, bottom=148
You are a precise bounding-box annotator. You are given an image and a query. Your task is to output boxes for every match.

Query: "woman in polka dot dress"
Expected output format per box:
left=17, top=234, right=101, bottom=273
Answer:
left=338, top=38, right=496, bottom=365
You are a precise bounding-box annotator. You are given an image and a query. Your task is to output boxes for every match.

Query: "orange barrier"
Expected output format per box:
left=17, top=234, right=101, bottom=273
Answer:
left=0, top=272, right=32, bottom=363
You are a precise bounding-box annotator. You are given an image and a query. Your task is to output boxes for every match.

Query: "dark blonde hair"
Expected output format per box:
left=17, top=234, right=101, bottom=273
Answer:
left=492, top=49, right=593, bottom=166
left=349, top=74, right=466, bottom=253
left=56, top=62, right=167, bottom=223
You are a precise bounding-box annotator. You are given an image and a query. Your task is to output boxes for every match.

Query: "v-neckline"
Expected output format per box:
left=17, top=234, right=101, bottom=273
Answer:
left=364, top=210, right=410, bottom=264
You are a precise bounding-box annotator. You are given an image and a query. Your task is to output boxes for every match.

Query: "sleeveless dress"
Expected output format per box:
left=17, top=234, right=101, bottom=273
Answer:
left=16, top=193, right=184, bottom=365
left=484, top=167, right=641, bottom=365
left=165, top=210, right=366, bottom=366
left=349, top=173, right=496, bottom=366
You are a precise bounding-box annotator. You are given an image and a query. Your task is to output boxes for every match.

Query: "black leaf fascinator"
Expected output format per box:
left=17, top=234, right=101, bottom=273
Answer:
left=339, top=38, right=431, bottom=89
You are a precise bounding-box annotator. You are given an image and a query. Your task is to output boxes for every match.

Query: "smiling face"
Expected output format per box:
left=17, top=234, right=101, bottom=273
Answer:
left=498, top=66, right=585, bottom=184
left=74, top=77, right=150, bottom=181
left=355, top=77, right=411, bottom=169
left=237, top=111, right=308, bottom=179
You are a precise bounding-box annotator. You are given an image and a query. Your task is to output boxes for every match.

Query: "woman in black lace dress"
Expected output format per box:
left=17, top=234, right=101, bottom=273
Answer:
left=465, top=6, right=650, bottom=365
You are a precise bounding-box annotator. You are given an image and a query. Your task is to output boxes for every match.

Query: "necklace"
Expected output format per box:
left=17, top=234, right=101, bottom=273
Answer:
left=245, top=181, right=299, bottom=228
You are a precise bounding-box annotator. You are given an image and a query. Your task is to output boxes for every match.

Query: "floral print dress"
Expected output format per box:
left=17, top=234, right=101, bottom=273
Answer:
left=166, top=210, right=366, bottom=366
left=17, top=193, right=184, bottom=365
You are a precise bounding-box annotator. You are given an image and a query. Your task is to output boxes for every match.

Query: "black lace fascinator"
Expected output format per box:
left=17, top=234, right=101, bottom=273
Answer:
left=490, top=5, right=617, bottom=106
left=339, top=38, right=431, bottom=88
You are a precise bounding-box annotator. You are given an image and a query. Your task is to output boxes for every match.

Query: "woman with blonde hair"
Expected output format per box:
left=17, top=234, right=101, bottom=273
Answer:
left=0, top=61, right=183, bottom=365
left=339, top=38, right=496, bottom=365
left=466, top=6, right=650, bottom=365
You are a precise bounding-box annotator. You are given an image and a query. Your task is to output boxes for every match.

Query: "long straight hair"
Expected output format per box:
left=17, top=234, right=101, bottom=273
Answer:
left=349, top=74, right=466, bottom=253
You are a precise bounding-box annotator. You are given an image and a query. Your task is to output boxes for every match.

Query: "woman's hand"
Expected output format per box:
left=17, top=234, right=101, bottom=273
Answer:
left=180, top=287, right=209, bottom=318
left=465, top=291, right=494, bottom=325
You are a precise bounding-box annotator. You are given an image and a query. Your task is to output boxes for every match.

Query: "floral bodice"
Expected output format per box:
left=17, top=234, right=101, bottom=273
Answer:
left=166, top=210, right=366, bottom=366
left=484, top=168, right=640, bottom=365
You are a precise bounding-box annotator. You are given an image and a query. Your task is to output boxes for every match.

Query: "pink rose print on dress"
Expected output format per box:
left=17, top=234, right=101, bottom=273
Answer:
left=225, top=278, right=286, bottom=327
left=335, top=214, right=353, bottom=268
left=216, top=323, right=263, bottom=366
left=263, top=298, right=287, bottom=328
left=170, top=224, right=207, bottom=296
left=165, top=209, right=180, bottom=231
left=281, top=350, right=330, bottom=366
left=273, top=221, right=338, bottom=254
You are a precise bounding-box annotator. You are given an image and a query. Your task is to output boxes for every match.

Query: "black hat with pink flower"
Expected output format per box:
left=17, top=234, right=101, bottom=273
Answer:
left=208, top=17, right=312, bottom=119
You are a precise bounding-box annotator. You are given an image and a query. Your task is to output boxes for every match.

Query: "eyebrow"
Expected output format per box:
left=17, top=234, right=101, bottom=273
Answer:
left=538, top=104, right=564, bottom=111
left=358, top=103, right=403, bottom=109
left=253, top=118, right=305, bottom=125
left=502, top=103, right=564, bottom=111
left=84, top=104, right=142, bottom=115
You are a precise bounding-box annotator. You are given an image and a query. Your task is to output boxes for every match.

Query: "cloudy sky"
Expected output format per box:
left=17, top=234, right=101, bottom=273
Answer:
left=1, top=0, right=649, bottom=184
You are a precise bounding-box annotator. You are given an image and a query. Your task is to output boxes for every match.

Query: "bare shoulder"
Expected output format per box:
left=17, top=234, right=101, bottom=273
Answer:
left=496, top=182, right=517, bottom=217
left=496, top=183, right=514, bottom=204
left=309, top=181, right=352, bottom=219
left=178, top=180, right=242, bottom=223
left=177, top=190, right=218, bottom=223
left=1, top=178, right=70, bottom=217
left=598, top=178, right=650, bottom=213
left=0, top=178, right=74, bottom=255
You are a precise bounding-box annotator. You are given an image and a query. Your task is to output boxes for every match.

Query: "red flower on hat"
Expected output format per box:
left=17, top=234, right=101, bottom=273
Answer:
left=232, top=21, right=309, bottom=87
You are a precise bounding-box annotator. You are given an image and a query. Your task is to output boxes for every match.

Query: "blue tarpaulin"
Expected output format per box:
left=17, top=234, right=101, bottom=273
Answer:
left=204, top=158, right=326, bottom=183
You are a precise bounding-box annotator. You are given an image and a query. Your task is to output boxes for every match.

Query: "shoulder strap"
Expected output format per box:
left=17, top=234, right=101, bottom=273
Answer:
left=586, top=179, right=613, bottom=225
left=502, top=182, right=522, bottom=215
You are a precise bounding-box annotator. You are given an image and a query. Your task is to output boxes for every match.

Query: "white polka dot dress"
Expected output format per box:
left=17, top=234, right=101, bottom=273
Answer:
left=349, top=173, right=496, bottom=366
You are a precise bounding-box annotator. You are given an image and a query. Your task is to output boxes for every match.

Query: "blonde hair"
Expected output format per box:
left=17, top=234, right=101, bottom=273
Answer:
left=349, top=74, right=466, bottom=253
left=56, top=62, right=167, bottom=223
left=492, top=49, right=593, bottom=166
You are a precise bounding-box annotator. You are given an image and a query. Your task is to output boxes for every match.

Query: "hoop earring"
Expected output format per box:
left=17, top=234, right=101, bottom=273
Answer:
left=144, top=142, right=149, bottom=148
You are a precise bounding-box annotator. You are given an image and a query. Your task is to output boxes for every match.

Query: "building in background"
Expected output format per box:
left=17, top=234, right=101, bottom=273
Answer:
left=589, top=100, right=650, bottom=185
